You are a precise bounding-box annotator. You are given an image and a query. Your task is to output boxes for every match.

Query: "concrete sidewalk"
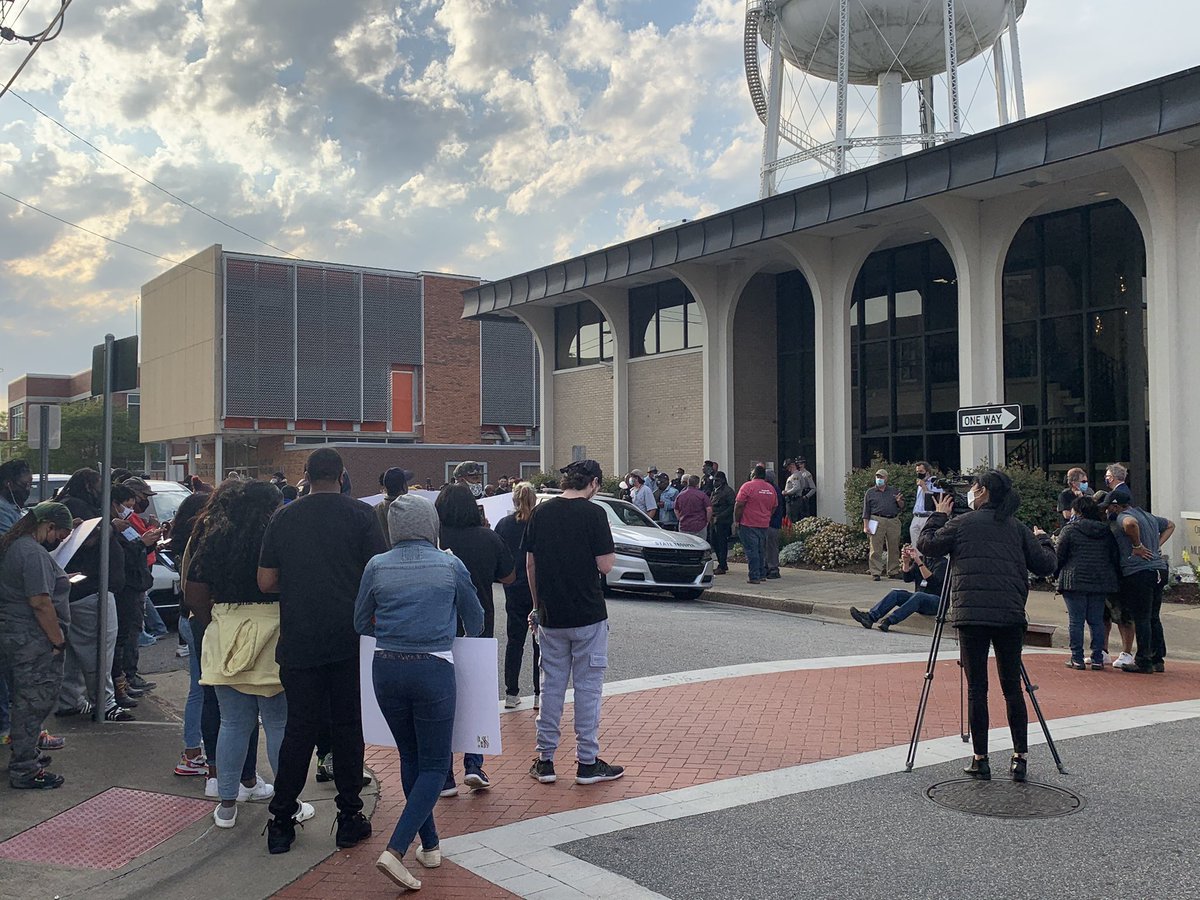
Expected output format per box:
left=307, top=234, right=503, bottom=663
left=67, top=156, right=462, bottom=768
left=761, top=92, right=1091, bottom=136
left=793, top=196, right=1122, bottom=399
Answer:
left=702, top=562, right=1200, bottom=661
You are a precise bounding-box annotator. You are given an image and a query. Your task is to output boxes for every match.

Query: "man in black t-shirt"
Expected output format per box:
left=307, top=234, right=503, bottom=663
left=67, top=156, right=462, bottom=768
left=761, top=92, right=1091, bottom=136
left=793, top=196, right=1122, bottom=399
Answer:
left=257, top=448, right=387, bottom=855
left=523, top=459, right=624, bottom=786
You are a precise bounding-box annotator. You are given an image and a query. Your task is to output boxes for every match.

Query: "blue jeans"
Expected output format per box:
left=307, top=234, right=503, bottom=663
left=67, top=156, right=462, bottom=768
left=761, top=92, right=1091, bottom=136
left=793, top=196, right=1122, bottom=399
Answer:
left=740, top=526, right=768, bottom=581
left=869, top=589, right=940, bottom=625
left=213, top=685, right=287, bottom=801
left=374, top=653, right=455, bottom=855
left=143, top=595, right=168, bottom=638
left=0, top=670, right=10, bottom=734
left=191, top=616, right=258, bottom=779
left=1062, top=590, right=1106, bottom=664
left=178, top=617, right=203, bottom=749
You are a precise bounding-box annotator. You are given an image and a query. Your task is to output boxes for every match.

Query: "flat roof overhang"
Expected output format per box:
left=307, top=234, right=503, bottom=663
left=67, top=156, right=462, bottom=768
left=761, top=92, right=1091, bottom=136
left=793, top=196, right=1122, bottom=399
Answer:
left=463, top=66, right=1200, bottom=319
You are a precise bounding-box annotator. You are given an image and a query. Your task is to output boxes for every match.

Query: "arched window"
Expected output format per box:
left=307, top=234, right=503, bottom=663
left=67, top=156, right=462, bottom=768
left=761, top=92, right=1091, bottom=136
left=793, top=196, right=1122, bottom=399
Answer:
left=850, top=240, right=960, bottom=471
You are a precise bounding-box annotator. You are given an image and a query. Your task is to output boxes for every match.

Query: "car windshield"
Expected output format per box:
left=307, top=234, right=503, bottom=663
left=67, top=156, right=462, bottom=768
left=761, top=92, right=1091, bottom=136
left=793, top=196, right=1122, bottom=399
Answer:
left=149, top=489, right=189, bottom=523
left=593, top=497, right=658, bottom=529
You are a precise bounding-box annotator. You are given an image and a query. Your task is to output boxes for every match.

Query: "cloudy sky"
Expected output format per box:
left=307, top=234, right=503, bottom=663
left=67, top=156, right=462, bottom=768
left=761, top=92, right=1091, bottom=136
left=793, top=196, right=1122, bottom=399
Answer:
left=2, top=0, right=1198, bottom=409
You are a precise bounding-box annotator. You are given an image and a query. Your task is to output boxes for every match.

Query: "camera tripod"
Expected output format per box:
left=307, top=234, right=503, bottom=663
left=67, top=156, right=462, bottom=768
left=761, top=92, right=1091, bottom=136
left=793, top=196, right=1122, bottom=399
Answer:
left=904, top=553, right=1067, bottom=775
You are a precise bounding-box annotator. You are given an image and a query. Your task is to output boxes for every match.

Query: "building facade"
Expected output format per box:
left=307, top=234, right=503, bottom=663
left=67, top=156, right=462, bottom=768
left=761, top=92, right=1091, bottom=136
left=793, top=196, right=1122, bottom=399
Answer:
left=7, top=371, right=139, bottom=441
left=141, top=246, right=539, bottom=489
left=463, top=68, right=1200, bottom=525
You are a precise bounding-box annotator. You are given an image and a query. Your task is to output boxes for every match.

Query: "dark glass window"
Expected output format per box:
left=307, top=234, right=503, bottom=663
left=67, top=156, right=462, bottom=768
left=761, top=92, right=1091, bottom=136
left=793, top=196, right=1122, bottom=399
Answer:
left=554, top=301, right=611, bottom=370
left=776, top=271, right=818, bottom=475
left=849, top=239, right=960, bottom=470
left=629, top=279, right=704, bottom=357
left=1001, top=201, right=1148, bottom=494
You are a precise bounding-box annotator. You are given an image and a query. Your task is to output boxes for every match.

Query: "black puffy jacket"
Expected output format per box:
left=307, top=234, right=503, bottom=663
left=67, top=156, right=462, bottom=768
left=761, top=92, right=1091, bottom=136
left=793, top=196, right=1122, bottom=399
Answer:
left=917, top=508, right=1056, bottom=629
left=1055, top=518, right=1121, bottom=594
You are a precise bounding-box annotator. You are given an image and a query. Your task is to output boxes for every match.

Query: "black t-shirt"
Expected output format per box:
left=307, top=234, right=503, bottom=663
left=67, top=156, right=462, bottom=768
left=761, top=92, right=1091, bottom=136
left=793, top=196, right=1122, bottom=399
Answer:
left=440, top=524, right=514, bottom=636
left=494, top=513, right=529, bottom=587
left=521, top=497, right=614, bottom=629
left=189, top=540, right=275, bottom=606
left=259, top=492, right=388, bottom=668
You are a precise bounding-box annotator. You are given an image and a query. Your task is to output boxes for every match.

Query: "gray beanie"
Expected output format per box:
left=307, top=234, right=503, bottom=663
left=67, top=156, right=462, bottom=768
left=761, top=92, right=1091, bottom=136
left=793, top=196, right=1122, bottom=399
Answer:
left=387, top=493, right=440, bottom=546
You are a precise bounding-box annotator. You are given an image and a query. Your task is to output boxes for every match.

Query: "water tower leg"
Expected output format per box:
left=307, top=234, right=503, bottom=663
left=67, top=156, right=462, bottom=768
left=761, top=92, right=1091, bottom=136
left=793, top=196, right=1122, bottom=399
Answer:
left=919, top=77, right=936, bottom=149
left=942, top=0, right=961, bottom=138
left=993, top=37, right=1009, bottom=125
left=877, top=71, right=902, bottom=162
left=835, top=0, right=850, bottom=173
left=1006, top=0, right=1027, bottom=119
left=760, top=14, right=785, bottom=198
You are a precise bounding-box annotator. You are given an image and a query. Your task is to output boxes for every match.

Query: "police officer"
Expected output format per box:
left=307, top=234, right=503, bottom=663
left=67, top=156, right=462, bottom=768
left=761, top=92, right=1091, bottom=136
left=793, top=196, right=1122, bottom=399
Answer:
left=0, top=502, right=74, bottom=789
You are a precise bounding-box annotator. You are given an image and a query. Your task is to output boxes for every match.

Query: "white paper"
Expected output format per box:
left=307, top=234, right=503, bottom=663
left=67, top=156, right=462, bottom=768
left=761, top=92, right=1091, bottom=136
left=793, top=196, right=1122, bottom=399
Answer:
left=368, top=489, right=516, bottom=532
left=360, top=635, right=502, bottom=755
left=52, top=517, right=99, bottom=568
left=867, top=519, right=879, bottom=535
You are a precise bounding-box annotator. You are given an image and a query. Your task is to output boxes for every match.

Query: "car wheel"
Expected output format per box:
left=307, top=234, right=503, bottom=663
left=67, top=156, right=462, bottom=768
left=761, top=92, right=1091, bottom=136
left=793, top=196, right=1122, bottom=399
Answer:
left=670, top=589, right=704, bottom=601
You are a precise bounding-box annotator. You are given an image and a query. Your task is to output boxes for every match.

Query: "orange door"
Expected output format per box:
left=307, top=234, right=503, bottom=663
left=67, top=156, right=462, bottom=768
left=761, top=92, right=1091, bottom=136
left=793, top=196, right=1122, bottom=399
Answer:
left=391, top=370, right=414, bottom=433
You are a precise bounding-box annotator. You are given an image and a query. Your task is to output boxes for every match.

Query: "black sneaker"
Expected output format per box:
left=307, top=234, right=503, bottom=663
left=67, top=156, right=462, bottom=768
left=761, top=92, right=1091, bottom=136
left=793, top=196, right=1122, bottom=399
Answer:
left=128, top=675, right=157, bottom=692
left=265, top=815, right=296, bottom=854
left=10, top=768, right=65, bottom=790
left=849, top=607, right=873, bottom=629
left=114, top=693, right=139, bottom=709
left=333, top=811, right=372, bottom=849
left=463, top=768, right=491, bottom=791
left=877, top=617, right=891, bottom=633
left=1153, top=662, right=1166, bottom=673
left=316, top=754, right=333, bottom=783
left=1120, top=665, right=1154, bottom=675
left=104, top=705, right=135, bottom=721
left=529, top=758, right=556, bottom=784
left=963, top=757, right=991, bottom=780
left=1010, top=755, right=1027, bottom=783
left=576, top=759, right=624, bottom=785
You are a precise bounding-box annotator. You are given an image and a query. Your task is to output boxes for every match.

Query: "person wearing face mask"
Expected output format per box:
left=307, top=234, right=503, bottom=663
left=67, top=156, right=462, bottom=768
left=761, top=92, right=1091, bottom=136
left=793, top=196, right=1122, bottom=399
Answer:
left=0, top=459, right=34, bottom=533
left=918, top=469, right=1057, bottom=783
left=0, top=502, right=74, bottom=788
left=862, top=469, right=905, bottom=582
left=120, top=477, right=167, bottom=670
left=452, top=461, right=485, bottom=499
left=1057, top=468, right=1094, bottom=524
left=109, top=485, right=155, bottom=709
left=1054, top=496, right=1121, bottom=670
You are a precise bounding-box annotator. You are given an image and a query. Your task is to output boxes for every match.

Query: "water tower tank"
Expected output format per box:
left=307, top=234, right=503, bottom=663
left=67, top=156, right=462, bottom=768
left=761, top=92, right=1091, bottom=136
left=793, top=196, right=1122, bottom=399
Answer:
left=770, top=0, right=1027, bottom=84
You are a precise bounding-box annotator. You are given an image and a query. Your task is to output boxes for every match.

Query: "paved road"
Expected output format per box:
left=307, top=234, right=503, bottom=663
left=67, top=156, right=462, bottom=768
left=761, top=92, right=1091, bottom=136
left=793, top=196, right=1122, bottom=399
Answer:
left=565, top=717, right=1200, bottom=900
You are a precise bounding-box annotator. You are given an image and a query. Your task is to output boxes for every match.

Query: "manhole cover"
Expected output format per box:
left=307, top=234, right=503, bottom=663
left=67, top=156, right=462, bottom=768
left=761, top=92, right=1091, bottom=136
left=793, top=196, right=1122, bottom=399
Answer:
left=926, top=778, right=1083, bottom=819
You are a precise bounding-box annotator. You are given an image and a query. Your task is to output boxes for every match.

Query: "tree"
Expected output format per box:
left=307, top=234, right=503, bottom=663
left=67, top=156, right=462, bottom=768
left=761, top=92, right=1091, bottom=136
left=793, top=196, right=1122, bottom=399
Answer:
left=1, top=399, right=141, bottom=474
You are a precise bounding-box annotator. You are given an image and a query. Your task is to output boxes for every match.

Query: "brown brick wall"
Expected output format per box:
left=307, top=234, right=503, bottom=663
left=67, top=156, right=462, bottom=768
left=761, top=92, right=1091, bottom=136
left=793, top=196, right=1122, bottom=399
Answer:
left=422, top=274, right=481, bottom=444
left=282, top=444, right=540, bottom=495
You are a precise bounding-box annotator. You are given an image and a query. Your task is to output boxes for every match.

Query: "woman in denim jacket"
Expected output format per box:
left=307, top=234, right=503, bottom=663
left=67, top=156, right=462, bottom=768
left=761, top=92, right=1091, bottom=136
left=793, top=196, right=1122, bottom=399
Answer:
left=355, top=493, right=483, bottom=892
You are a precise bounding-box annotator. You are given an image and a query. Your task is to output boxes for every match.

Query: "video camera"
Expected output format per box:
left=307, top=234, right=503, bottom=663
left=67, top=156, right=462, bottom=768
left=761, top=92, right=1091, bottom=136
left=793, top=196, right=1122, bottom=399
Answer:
left=927, top=475, right=973, bottom=516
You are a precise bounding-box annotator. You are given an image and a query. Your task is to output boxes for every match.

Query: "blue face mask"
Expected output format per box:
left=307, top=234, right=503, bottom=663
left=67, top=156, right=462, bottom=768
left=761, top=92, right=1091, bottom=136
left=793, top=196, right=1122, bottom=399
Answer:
left=875, top=478, right=885, bottom=488
left=1079, top=482, right=1089, bottom=492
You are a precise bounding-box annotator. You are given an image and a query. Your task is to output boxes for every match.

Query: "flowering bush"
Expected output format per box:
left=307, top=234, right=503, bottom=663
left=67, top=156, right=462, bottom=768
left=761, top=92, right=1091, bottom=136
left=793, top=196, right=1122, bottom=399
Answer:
left=729, top=543, right=746, bottom=562
left=800, top=522, right=870, bottom=569
left=779, top=541, right=807, bottom=566
left=793, top=516, right=834, bottom=538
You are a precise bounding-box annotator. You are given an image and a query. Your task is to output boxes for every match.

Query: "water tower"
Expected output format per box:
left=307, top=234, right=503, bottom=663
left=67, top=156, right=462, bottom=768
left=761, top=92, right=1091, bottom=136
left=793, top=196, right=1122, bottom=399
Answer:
left=746, top=0, right=1029, bottom=196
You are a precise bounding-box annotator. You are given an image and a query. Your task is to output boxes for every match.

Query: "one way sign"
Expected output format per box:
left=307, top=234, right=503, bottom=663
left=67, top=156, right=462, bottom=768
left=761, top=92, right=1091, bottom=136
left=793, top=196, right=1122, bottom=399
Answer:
left=957, top=404, right=1023, bottom=435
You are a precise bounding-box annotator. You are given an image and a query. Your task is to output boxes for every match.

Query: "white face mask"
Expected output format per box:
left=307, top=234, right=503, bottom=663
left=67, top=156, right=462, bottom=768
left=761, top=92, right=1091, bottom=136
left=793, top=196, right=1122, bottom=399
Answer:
left=468, top=481, right=484, bottom=499
left=966, top=487, right=979, bottom=510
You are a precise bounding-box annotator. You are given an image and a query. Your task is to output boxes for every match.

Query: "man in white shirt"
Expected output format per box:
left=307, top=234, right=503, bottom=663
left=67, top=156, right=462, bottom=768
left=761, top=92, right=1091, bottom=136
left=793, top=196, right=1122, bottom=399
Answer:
left=909, top=462, right=943, bottom=548
left=628, top=471, right=657, bottom=520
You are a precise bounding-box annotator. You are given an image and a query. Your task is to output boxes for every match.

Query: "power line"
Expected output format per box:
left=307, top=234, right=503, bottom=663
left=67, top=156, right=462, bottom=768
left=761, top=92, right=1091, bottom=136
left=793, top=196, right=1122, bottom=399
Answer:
left=0, top=187, right=216, bottom=275
left=10, top=92, right=299, bottom=258
left=0, top=0, right=71, bottom=101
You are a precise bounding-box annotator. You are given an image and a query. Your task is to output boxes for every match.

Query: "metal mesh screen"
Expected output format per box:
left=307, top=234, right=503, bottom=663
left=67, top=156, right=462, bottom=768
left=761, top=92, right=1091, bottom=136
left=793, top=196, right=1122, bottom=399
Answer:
left=224, top=258, right=295, bottom=417
left=296, top=266, right=362, bottom=420
left=481, top=319, right=538, bottom=425
left=362, top=273, right=423, bottom=420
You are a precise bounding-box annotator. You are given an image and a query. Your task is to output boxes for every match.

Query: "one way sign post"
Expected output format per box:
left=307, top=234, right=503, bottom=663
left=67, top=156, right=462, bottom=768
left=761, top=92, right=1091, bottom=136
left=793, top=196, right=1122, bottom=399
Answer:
left=957, top=404, right=1023, bottom=435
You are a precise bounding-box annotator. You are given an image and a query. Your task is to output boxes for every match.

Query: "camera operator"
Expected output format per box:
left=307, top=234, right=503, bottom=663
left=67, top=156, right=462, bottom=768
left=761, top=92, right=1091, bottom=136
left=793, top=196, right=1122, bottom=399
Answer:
left=917, top=469, right=1056, bottom=783
left=909, top=462, right=943, bottom=547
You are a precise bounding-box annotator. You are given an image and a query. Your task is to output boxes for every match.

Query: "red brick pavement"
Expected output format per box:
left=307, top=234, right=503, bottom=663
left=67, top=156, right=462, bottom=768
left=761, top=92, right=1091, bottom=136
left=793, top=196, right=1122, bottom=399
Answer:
left=276, top=656, right=1200, bottom=897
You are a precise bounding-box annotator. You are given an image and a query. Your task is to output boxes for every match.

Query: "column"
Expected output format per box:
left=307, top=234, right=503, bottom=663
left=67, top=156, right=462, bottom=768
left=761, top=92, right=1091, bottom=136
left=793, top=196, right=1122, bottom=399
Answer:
left=513, top=307, right=556, bottom=473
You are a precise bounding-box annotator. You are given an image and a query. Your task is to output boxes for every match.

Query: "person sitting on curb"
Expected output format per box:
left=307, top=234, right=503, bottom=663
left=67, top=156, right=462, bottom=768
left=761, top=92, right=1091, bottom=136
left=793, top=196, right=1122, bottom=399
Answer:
left=851, top=545, right=946, bottom=632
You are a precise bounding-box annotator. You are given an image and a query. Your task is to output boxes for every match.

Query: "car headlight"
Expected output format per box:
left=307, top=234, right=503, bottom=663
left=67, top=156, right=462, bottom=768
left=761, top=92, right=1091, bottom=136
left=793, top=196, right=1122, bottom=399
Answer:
left=614, top=542, right=644, bottom=558
left=701, top=549, right=714, bottom=562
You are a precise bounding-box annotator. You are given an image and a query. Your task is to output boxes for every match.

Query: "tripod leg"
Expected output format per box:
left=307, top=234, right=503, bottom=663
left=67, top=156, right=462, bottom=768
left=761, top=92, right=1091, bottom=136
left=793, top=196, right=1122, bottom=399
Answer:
left=905, top=563, right=955, bottom=772
left=1020, top=660, right=1068, bottom=775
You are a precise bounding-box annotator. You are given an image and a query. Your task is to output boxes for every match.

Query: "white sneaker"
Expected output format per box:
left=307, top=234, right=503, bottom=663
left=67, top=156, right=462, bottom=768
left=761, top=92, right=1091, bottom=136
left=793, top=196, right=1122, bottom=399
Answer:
left=504, top=694, right=520, bottom=709
left=175, top=645, right=190, bottom=658
left=213, top=803, right=238, bottom=828
left=533, top=693, right=541, bottom=709
left=293, top=800, right=315, bottom=824
left=205, top=777, right=219, bottom=798
left=1113, top=652, right=1135, bottom=669
left=1102, top=651, right=1113, bottom=666
left=415, top=844, right=442, bottom=868
left=237, top=775, right=274, bottom=802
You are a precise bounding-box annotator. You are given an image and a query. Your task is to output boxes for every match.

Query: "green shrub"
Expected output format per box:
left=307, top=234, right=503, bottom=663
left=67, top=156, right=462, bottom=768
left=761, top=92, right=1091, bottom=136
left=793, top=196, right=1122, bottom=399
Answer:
left=522, top=471, right=623, bottom=496
left=794, top=515, right=834, bottom=537
left=779, top=541, right=807, bottom=566
left=844, top=456, right=919, bottom=535
left=729, top=543, right=746, bottom=562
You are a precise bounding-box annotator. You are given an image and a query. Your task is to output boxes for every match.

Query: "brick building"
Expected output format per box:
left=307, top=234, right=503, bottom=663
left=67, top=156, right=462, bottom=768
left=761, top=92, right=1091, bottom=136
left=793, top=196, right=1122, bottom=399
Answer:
left=6, top=370, right=139, bottom=440
left=140, top=246, right=540, bottom=490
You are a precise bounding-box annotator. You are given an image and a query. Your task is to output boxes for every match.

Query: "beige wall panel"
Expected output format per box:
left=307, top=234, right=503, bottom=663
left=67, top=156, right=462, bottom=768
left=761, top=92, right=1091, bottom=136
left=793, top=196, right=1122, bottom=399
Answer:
left=552, top=366, right=614, bottom=474
left=626, top=351, right=704, bottom=475
left=141, top=246, right=221, bottom=443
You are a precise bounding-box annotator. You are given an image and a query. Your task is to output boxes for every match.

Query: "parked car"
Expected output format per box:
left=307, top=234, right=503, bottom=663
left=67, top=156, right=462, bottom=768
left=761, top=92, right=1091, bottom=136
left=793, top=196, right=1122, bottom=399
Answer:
left=142, top=480, right=192, bottom=621
left=22, top=474, right=72, bottom=506
left=535, top=492, right=715, bottom=600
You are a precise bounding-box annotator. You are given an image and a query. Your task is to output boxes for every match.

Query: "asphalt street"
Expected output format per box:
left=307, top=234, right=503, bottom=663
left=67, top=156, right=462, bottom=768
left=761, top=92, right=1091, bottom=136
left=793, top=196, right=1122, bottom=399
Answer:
left=565, top=717, right=1200, bottom=900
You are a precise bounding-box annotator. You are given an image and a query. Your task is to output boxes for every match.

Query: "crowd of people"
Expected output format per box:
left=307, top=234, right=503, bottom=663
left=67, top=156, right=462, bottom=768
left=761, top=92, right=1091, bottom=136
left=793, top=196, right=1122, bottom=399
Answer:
left=0, top=447, right=1179, bottom=876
